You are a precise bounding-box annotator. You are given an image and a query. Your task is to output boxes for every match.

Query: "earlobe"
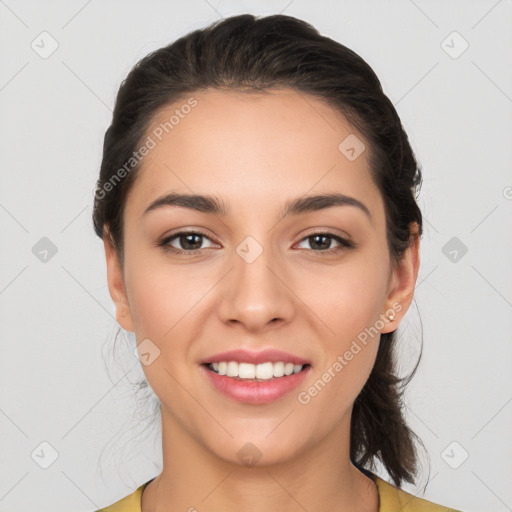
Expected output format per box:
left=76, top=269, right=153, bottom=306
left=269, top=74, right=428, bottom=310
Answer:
left=381, top=223, right=421, bottom=334
left=103, top=229, right=135, bottom=332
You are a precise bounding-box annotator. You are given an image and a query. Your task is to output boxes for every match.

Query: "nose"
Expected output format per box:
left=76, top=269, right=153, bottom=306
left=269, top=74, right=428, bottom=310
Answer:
left=217, top=239, right=296, bottom=333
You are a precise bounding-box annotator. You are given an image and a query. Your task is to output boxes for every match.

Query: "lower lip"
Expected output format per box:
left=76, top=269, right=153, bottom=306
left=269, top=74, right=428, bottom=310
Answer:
left=200, top=364, right=311, bottom=405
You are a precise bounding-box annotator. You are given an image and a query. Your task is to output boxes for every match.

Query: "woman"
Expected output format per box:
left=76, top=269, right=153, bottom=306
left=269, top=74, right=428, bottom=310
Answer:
left=93, top=13, right=461, bottom=512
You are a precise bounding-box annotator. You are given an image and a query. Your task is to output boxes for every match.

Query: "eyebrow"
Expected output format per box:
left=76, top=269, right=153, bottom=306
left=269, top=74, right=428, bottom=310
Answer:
left=142, top=192, right=371, bottom=220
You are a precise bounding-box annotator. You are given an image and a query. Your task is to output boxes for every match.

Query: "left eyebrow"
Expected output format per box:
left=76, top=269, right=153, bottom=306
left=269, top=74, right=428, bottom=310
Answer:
left=280, top=192, right=371, bottom=219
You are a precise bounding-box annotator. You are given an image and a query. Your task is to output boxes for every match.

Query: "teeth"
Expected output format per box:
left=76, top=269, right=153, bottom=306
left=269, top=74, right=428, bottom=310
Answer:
left=239, top=363, right=256, bottom=379
left=208, top=361, right=305, bottom=380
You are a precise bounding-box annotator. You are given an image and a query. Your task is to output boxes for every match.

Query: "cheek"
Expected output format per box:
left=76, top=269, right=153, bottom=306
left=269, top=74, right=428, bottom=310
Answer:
left=305, top=251, right=391, bottom=342
left=123, top=243, right=208, bottom=338
left=296, top=248, right=390, bottom=411
left=124, top=267, right=173, bottom=339
left=122, top=248, right=218, bottom=387
left=123, top=257, right=201, bottom=404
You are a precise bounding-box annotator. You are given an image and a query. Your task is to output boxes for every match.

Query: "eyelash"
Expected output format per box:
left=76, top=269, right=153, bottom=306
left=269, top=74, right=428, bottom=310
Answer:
left=157, top=230, right=355, bottom=256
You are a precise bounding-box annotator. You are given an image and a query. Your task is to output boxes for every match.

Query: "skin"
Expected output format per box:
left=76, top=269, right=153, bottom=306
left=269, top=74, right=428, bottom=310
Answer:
left=103, top=88, right=420, bottom=512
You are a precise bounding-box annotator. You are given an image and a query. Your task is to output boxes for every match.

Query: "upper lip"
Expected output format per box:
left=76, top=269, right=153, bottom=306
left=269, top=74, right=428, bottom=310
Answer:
left=200, top=348, right=310, bottom=366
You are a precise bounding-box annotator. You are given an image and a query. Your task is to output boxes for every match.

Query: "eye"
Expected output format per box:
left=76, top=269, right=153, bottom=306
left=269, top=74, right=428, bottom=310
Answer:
left=158, top=229, right=354, bottom=256
left=158, top=231, right=216, bottom=254
left=296, top=231, right=354, bottom=254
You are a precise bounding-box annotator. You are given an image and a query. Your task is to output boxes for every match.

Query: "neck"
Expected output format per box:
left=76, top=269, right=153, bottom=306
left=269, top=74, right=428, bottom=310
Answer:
left=141, top=407, right=378, bottom=512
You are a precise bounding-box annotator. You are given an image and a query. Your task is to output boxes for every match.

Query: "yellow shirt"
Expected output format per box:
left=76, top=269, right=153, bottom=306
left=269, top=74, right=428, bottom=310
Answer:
left=96, top=473, right=461, bottom=511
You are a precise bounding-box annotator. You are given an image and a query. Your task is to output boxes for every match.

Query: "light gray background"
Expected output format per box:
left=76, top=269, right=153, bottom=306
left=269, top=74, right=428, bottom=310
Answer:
left=1, top=1, right=511, bottom=511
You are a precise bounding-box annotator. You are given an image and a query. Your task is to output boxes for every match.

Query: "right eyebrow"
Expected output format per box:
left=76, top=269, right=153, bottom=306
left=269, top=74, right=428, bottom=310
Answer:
left=142, top=193, right=229, bottom=217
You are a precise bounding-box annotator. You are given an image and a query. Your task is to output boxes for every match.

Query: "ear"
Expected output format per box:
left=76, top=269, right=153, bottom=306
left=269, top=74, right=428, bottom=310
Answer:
left=103, top=228, right=135, bottom=332
left=380, top=222, right=421, bottom=334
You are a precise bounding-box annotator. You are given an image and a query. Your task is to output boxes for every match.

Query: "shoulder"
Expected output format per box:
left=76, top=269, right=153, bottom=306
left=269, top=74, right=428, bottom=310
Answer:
left=95, top=479, right=152, bottom=512
left=95, top=474, right=462, bottom=512
left=373, top=475, right=462, bottom=512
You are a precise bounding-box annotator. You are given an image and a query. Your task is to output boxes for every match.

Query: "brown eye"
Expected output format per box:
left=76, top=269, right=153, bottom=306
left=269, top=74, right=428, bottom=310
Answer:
left=158, top=231, right=215, bottom=254
left=176, top=233, right=203, bottom=251
left=308, top=234, right=332, bottom=251
left=296, top=232, right=353, bottom=254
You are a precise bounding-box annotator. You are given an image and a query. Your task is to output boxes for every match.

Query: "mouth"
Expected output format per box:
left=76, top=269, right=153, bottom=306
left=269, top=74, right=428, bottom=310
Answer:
left=200, top=361, right=312, bottom=404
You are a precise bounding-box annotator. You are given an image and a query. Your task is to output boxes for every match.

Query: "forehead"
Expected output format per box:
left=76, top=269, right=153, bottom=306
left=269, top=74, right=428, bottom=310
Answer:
left=124, top=87, right=382, bottom=221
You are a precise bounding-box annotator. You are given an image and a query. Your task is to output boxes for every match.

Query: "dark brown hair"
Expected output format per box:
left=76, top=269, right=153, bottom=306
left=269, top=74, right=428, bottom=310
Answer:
left=93, top=13, right=424, bottom=487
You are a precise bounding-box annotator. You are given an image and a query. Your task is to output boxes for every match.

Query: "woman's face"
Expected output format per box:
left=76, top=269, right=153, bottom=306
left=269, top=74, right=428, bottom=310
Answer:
left=104, top=87, right=418, bottom=466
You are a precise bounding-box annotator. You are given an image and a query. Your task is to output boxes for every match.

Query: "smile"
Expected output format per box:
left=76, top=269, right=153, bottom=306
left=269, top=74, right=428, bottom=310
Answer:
left=201, top=362, right=311, bottom=404
left=208, top=361, right=306, bottom=380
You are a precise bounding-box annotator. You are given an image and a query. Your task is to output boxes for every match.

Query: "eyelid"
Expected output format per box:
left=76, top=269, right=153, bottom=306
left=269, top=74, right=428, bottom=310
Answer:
left=299, top=227, right=352, bottom=242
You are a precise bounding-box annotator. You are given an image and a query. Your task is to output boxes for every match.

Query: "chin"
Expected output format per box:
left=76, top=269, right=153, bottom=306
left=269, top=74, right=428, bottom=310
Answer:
left=201, top=430, right=308, bottom=469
